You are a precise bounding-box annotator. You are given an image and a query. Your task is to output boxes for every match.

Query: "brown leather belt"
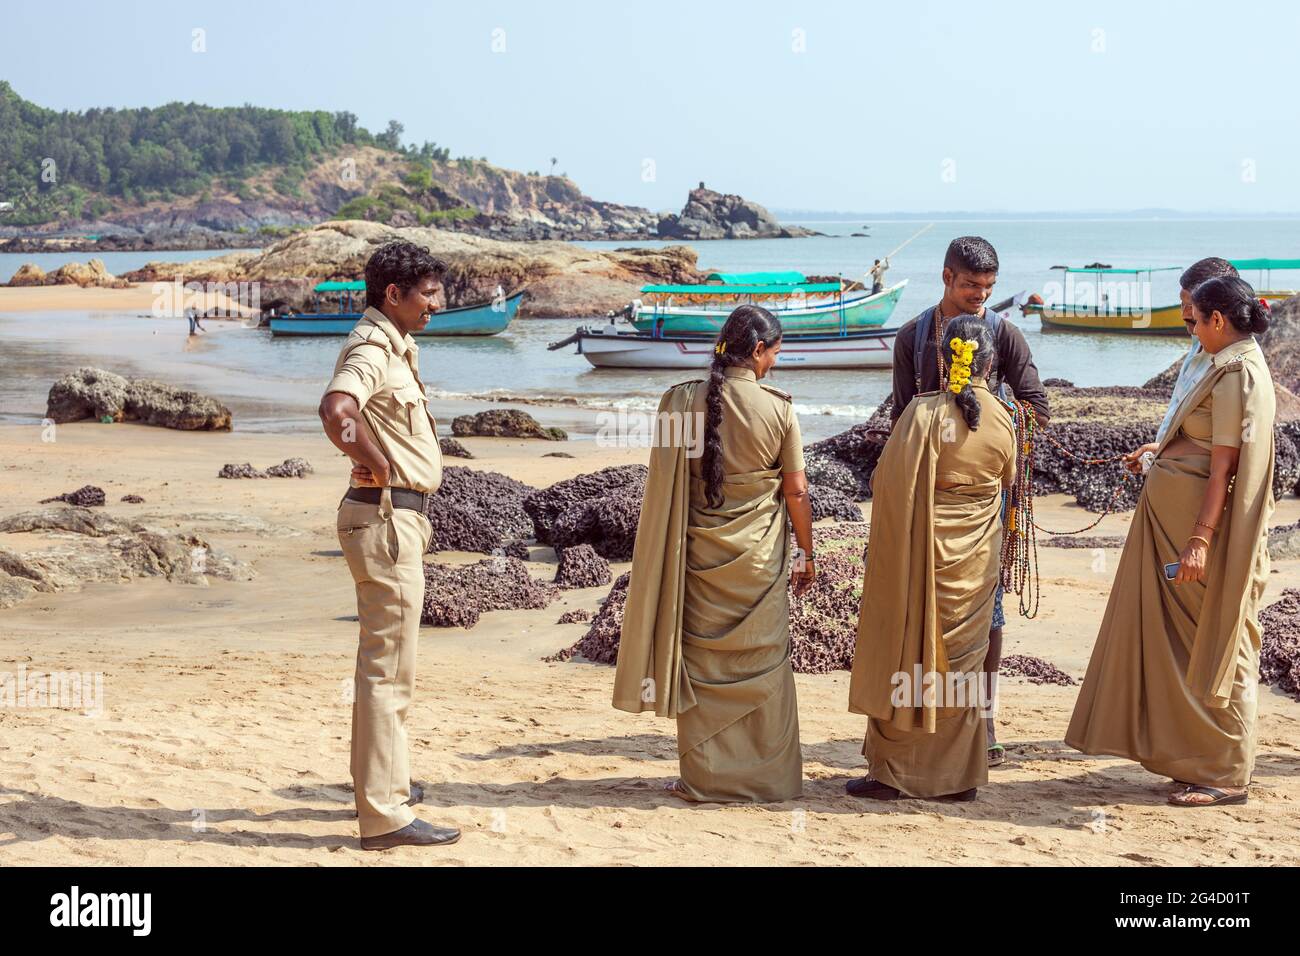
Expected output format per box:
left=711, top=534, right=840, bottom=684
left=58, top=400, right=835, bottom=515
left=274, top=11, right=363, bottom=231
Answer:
left=344, top=486, right=430, bottom=511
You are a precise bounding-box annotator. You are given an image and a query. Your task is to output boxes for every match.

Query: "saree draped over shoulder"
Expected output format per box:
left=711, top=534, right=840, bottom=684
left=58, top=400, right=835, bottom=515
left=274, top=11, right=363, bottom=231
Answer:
left=1065, top=339, right=1275, bottom=788
left=613, top=368, right=805, bottom=802
left=848, top=385, right=1014, bottom=797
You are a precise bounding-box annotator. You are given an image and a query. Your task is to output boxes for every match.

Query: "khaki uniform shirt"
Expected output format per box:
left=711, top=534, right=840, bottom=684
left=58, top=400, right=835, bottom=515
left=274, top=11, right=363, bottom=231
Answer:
left=687, top=366, right=805, bottom=477
left=323, top=307, right=443, bottom=494
left=1176, top=337, right=1256, bottom=452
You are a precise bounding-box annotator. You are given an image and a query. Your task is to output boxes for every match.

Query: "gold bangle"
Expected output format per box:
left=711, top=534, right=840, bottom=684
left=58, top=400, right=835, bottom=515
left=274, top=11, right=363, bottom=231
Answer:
left=1188, top=535, right=1211, bottom=549
left=1194, top=520, right=1217, bottom=532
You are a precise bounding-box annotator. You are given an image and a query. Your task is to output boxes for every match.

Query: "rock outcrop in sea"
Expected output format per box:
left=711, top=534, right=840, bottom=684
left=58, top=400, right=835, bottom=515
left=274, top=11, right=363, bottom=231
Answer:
left=47, top=367, right=232, bottom=430
left=656, top=185, right=819, bottom=241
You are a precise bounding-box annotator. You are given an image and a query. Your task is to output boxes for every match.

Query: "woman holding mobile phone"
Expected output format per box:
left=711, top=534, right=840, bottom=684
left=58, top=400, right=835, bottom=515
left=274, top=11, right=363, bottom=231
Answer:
left=1066, top=276, right=1276, bottom=807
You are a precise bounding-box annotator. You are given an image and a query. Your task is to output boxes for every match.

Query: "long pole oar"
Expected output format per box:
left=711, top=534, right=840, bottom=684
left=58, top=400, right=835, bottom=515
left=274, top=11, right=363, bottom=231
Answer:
left=863, top=222, right=935, bottom=287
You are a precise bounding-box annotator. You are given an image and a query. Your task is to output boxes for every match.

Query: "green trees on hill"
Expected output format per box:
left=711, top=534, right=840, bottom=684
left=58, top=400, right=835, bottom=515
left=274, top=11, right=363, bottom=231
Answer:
left=0, top=81, right=453, bottom=225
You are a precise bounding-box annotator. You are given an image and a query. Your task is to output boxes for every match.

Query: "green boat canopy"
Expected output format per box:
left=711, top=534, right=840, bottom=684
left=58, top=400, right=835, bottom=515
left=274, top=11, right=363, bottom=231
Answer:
left=314, top=280, right=366, bottom=292
left=641, top=282, right=841, bottom=295
left=705, top=270, right=807, bottom=285
left=1230, top=258, right=1300, bottom=271
left=1051, top=266, right=1180, bottom=275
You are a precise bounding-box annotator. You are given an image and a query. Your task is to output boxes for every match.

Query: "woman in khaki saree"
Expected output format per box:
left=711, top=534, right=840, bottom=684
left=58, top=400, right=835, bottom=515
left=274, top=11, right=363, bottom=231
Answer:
left=845, top=315, right=1015, bottom=801
left=1066, top=276, right=1276, bottom=807
left=612, top=304, right=815, bottom=803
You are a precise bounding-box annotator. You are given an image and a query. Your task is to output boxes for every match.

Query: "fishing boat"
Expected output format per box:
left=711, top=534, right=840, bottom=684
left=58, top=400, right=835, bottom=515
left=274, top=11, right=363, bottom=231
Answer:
left=1021, top=266, right=1186, bottom=334
left=629, top=270, right=908, bottom=335
left=268, top=280, right=523, bottom=337
left=548, top=323, right=896, bottom=370
left=1229, top=258, right=1299, bottom=303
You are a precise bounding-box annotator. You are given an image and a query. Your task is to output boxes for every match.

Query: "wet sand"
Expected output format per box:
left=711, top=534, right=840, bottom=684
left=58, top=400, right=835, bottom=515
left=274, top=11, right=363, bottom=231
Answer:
left=1, top=422, right=1298, bottom=865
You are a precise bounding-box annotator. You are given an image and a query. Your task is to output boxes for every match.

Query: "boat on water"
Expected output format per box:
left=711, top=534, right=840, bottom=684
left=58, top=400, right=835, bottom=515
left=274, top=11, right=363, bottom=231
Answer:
left=629, top=270, right=907, bottom=335
left=268, top=280, right=523, bottom=337
left=548, top=324, right=896, bottom=370
left=1229, top=258, right=1299, bottom=303
left=1021, top=265, right=1186, bottom=334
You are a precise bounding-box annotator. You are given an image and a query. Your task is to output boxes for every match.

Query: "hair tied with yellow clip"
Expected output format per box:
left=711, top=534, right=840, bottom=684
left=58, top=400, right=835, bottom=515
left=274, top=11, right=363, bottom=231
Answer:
left=948, top=337, right=978, bottom=394
left=714, top=341, right=727, bottom=355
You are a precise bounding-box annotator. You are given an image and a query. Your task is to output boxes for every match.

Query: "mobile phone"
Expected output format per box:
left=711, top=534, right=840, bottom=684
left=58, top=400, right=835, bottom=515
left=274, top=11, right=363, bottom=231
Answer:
left=1164, top=562, right=1180, bottom=580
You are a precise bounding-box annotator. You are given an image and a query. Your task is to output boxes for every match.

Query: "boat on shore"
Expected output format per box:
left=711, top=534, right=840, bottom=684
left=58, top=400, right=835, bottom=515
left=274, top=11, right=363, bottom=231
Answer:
left=548, top=324, right=896, bottom=370
left=629, top=270, right=907, bottom=335
left=268, top=281, right=523, bottom=336
left=1021, top=265, right=1186, bottom=334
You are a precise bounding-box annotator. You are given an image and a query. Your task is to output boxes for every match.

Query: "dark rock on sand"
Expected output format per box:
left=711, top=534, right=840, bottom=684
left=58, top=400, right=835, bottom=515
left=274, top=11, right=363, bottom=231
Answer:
left=808, top=487, right=864, bottom=523
left=553, top=544, right=612, bottom=589
left=439, top=437, right=474, bottom=459
left=39, top=485, right=106, bottom=507
left=218, top=463, right=267, bottom=479
left=503, top=539, right=531, bottom=561
left=1260, top=587, right=1300, bottom=702
left=1042, top=378, right=1075, bottom=387
left=451, top=408, right=567, bottom=441
left=546, top=572, right=630, bottom=663
left=265, top=457, right=314, bottom=478
left=543, top=452, right=575, bottom=458
left=119, top=494, right=146, bottom=503
left=1000, top=654, right=1076, bottom=686
left=803, top=398, right=893, bottom=500
left=46, top=367, right=232, bottom=429
left=420, top=556, right=556, bottom=628
left=556, top=608, right=591, bottom=625
left=423, top=466, right=536, bottom=554
left=525, top=464, right=647, bottom=548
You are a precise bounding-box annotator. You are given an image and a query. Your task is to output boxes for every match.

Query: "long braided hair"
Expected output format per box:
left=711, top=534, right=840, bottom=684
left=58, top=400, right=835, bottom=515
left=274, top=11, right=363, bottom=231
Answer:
left=701, top=304, right=783, bottom=508
left=944, top=314, right=995, bottom=430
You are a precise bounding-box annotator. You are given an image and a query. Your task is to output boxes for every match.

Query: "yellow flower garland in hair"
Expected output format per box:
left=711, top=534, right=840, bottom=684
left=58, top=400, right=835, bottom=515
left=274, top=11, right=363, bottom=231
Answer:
left=948, top=337, right=978, bottom=394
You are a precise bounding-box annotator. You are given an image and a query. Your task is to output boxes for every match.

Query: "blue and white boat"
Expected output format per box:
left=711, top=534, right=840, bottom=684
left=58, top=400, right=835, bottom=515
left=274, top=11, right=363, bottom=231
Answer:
left=268, top=281, right=523, bottom=336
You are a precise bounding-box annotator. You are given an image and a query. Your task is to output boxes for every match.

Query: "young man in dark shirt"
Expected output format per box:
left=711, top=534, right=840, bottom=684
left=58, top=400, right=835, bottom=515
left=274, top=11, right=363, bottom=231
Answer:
left=887, top=236, right=1050, bottom=766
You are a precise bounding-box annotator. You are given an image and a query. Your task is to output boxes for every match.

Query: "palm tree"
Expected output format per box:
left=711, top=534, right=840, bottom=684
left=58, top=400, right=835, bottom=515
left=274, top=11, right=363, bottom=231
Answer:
left=549, top=157, right=557, bottom=176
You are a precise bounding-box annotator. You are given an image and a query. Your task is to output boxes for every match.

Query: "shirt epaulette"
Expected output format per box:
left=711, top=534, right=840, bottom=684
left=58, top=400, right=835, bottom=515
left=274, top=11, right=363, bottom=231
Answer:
left=670, top=378, right=706, bottom=389
left=759, top=383, right=793, bottom=402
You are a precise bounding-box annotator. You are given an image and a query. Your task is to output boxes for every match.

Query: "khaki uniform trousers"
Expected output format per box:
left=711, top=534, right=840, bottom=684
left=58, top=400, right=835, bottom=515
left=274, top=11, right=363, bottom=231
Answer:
left=337, top=495, right=432, bottom=837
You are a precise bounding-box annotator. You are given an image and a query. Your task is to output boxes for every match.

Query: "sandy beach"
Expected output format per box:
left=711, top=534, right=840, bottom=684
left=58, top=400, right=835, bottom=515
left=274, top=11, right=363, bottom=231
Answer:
left=2, top=419, right=1298, bottom=867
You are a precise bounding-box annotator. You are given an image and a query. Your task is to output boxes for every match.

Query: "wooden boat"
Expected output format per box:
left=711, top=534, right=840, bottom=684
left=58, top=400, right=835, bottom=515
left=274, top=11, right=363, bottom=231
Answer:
left=630, top=270, right=907, bottom=335
left=1230, top=258, right=1299, bottom=303
left=548, top=324, right=895, bottom=370
left=1022, top=265, right=1186, bottom=334
left=269, top=281, right=523, bottom=336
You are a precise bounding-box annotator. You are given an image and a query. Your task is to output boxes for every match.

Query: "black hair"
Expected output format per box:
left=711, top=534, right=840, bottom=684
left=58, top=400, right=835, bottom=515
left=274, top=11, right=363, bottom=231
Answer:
left=363, top=240, right=447, bottom=308
left=1190, top=275, right=1269, bottom=335
left=702, top=305, right=783, bottom=508
left=944, top=314, right=995, bottom=431
left=943, top=236, right=999, bottom=275
left=1179, top=256, right=1238, bottom=292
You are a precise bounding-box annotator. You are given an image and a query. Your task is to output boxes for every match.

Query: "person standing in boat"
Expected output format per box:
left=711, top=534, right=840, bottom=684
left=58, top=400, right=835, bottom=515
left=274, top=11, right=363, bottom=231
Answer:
left=613, top=304, right=815, bottom=803
left=1066, top=276, right=1275, bottom=808
left=888, top=236, right=1050, bottom=768
left=870, top=257, right=890, bottom=295
left=1123, top=257, right=1240, bottom=475
left=318, top=240, right=459, bottom=850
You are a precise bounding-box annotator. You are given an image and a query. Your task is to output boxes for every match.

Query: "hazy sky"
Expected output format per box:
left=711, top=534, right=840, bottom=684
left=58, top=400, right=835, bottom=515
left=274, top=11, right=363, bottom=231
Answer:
left=6, top=0, right=1298, bottom=214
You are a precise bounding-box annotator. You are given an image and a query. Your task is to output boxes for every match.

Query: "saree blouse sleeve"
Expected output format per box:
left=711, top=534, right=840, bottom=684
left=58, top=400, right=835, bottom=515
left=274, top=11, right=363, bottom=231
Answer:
left=1210, top=368, right=1245, bottom=448
left=779, top=404, right=806, bottom=474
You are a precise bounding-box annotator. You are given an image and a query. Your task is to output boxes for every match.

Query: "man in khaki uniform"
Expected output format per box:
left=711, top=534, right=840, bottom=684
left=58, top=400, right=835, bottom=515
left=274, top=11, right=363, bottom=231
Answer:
left=318, top=240, right=460, bottom=849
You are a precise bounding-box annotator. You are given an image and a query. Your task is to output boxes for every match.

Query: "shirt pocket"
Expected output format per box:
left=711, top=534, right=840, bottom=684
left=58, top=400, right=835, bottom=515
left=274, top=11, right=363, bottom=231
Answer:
left=392, top=384, right=431, bottom=435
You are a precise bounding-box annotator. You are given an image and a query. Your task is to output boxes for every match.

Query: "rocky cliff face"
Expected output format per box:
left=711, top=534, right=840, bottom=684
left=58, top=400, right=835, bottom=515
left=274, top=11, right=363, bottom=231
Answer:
left=656, top=184, right=819, bottom=240
left=120, top=220, right=706, bottom=317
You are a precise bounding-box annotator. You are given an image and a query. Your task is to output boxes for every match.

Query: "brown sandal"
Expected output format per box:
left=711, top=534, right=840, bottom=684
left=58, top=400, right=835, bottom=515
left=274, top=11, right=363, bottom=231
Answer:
left=1169, top=785, right=1248, bottom=807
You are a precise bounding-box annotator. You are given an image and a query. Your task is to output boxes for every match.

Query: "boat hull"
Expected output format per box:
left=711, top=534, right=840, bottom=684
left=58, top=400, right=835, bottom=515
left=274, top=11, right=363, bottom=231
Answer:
left=1025, top=301, right=1186, bottom=334
left=567, top=327, right=895, bottom=370
left=631, top=281, right=906, bottom=334
left=270, top=291, right=523, bottom=336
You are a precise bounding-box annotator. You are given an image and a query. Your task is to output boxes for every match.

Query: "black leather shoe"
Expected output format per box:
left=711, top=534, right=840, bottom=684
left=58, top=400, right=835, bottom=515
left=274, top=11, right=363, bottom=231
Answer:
left=845, top=776, right=901, bottom=800
left=352, top=781, right=424, bottom=818
left=935, top=787, right=978, bottom=802
left=360, top=818, right=461, bottom=850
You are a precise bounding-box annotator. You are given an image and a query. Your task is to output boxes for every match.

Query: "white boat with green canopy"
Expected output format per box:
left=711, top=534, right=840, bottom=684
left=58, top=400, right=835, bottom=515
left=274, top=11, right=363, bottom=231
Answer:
left=629, top=269, right=907, bottom=335
left=1229, top=258, right=1299, bottom=302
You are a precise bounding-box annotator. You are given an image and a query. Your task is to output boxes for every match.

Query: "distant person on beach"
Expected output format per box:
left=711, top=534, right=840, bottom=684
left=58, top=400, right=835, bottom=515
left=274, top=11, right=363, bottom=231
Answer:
left=318, top=240, right=458, bottom=850
left=613, top=304, right=815, bottom=803
left=846, top=316, right=1015, bottom=802
left=1067, top=276, right=1275, bottom=808
left=889, top=236, right=1050, bottom=767
left=1123, top=257, right=1240, bottom=475
left=870, top=257, right=889, bottom=295
left=186, top=306, right=205, bottom=335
